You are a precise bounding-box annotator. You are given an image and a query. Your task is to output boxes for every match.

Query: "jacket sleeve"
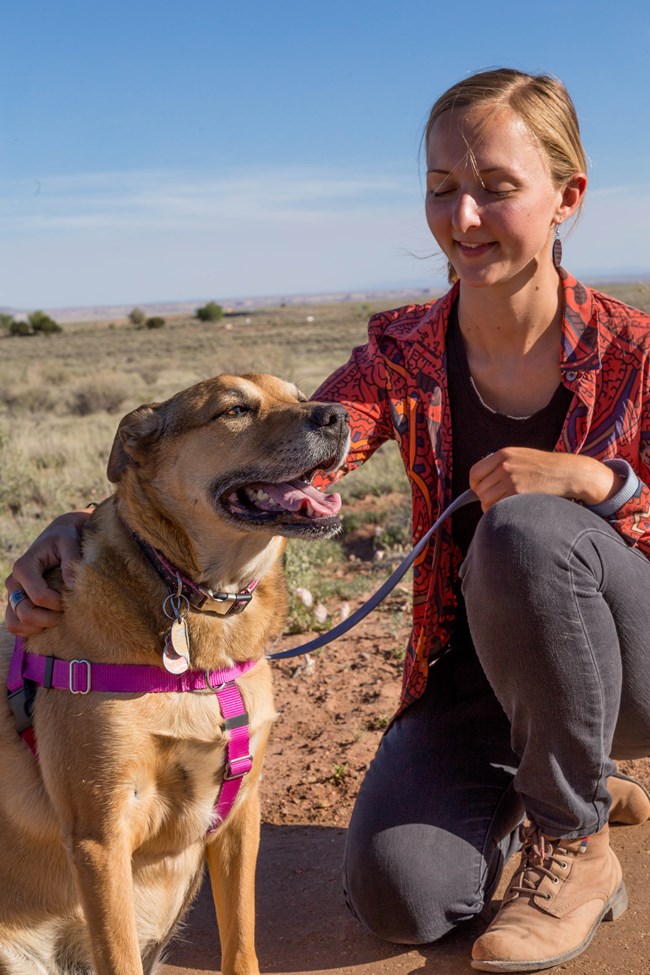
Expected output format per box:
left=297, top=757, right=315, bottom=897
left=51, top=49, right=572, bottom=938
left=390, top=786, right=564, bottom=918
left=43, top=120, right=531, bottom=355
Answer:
left=587, top=385, right=650, bottom=558
left=310, top=323, right=395, bottom=486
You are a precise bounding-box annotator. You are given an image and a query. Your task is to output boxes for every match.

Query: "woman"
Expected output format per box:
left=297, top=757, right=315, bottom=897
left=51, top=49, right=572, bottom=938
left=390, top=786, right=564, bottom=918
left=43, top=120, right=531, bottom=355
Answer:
left=7, top=69, right=650, bottom=972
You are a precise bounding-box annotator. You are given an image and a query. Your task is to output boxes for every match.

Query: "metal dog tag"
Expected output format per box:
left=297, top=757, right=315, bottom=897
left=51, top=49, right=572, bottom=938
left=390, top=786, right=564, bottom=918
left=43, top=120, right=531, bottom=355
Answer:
left=163, top=618, right=191, bottom=674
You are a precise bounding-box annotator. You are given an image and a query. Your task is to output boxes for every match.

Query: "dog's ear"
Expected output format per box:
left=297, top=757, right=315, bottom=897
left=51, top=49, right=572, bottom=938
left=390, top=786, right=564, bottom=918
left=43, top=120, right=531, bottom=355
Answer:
left=107, top=405, right=163, bottom=483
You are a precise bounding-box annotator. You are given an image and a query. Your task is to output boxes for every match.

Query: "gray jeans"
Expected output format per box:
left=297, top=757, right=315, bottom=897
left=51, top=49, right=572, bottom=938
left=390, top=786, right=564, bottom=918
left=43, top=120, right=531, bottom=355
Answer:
left=343, top=495, right=650, bottom=944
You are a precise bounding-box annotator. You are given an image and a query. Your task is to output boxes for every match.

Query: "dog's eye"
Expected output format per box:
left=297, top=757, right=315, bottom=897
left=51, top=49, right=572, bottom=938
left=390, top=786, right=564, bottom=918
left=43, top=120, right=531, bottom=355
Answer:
left=223, top=405, right=250, bottom=417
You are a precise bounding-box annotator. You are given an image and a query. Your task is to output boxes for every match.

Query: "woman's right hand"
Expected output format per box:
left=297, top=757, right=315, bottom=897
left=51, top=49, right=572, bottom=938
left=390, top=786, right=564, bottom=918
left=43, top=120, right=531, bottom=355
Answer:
left=4, top=509, right=93, bottom=636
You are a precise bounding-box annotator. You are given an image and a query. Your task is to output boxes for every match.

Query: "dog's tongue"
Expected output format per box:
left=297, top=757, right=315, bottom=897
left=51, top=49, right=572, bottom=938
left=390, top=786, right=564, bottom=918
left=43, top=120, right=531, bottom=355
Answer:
left=265, top=480, right=342, bottom=516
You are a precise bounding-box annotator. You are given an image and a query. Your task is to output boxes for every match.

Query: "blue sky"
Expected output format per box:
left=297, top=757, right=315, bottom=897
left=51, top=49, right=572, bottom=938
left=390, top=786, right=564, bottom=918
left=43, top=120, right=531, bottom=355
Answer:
left=2, top=0, right=649, bottom=309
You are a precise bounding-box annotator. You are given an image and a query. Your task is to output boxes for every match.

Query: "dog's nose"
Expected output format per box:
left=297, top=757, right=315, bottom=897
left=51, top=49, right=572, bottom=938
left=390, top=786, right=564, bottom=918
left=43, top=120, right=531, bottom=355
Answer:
left=308, top=403, right=349, bottom=430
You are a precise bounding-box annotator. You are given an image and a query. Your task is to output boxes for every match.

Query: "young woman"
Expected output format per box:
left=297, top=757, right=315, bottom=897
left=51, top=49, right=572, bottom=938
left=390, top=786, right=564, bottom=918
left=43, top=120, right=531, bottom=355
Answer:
left=6, top=69, right=650, bottom=973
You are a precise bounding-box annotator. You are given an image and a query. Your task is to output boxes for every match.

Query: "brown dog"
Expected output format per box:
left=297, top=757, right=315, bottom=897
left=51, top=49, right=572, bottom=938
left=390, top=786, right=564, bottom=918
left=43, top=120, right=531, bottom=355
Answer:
left=0, top=374, right=349, bottom=975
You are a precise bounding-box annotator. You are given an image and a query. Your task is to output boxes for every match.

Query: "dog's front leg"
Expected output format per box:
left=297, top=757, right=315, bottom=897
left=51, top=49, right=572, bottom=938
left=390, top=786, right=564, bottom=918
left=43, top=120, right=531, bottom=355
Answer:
left=69, top=832, right=144, bottom=975
left=207, top=781, right=264, bottom=975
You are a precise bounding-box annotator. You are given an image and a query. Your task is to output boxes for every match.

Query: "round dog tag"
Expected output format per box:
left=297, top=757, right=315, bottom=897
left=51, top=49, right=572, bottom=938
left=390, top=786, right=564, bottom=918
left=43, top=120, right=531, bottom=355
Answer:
left=163, top=619, right=191, bottom=674
left=163, top=644, right=190, bottom=674
left=170, top=617, right=191, bottom=659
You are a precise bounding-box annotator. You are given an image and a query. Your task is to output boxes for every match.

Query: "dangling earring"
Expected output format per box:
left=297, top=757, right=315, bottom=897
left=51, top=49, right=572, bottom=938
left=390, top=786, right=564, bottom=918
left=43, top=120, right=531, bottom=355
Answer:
left=552, top=225, right=563, bottom=268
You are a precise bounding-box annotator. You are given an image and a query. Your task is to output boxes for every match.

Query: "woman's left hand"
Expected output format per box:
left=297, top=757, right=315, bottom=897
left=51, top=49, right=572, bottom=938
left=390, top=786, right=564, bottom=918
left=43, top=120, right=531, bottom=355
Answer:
left=469, top=447, right=620, bottom=512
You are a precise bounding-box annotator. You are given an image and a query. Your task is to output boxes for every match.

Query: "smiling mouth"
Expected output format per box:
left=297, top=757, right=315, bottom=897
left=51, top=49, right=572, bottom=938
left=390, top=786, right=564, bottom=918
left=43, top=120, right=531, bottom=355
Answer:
left=455, top=240, right=495, bottom=253
left=219, top=462, right=342, bottom=529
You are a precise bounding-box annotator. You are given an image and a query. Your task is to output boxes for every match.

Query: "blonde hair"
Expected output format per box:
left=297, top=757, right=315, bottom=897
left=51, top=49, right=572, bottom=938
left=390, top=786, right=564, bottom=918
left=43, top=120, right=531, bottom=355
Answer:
left=424, top=68, right=587, bottom=282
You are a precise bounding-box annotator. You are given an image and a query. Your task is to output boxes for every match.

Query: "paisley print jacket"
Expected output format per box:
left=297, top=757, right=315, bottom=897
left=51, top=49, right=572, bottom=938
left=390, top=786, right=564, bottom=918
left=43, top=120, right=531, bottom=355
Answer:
left=313, top=269, right=650, bottom=714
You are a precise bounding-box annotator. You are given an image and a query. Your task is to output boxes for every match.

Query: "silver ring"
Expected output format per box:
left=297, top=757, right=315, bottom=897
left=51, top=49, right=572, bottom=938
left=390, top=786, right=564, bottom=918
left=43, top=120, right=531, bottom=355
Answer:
left=8, top=589, right=28, bottom=612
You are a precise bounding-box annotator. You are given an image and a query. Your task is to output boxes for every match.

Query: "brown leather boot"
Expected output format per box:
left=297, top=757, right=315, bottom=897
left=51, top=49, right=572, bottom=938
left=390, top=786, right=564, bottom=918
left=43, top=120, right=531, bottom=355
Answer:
left=471, top=822, right=627, bottom=972
left=608, top=772, right=650, bottom=825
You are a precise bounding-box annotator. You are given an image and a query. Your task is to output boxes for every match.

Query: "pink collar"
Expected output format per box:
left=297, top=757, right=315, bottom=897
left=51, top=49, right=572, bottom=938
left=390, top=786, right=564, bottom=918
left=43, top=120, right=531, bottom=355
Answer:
left=8, top=638, right=255, bottom=830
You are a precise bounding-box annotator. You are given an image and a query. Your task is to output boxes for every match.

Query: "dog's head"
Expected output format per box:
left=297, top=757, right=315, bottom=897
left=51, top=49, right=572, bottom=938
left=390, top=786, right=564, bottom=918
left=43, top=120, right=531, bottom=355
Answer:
left=107, top=373, right=350, bottom=541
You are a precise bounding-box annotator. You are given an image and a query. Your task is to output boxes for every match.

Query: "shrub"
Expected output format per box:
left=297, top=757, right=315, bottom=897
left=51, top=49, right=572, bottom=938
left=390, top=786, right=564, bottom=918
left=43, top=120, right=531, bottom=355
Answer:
left=9, top=320, right=32, bottom=337
left=145, top=316, right=165, bottom=329
left=69, top=372, right=132, bottom=416
left=195, top=301, right=224, bottom=322
left=29, top=310, right=62, bottom=334
left=0, top=313, right=14, bottom=332
left=128, top=307, right=146, bottom=326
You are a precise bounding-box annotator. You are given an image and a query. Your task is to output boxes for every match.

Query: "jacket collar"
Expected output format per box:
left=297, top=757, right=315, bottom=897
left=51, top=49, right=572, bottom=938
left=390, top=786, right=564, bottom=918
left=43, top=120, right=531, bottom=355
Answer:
left=557, top=268, right=602, bottom=375
left=419, top=270, right=602, bottom=378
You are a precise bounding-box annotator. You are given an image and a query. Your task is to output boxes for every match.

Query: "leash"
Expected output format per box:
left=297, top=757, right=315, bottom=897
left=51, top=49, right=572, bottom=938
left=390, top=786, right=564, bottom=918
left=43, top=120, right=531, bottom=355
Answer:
left=267, top=487, right=478, bottom=661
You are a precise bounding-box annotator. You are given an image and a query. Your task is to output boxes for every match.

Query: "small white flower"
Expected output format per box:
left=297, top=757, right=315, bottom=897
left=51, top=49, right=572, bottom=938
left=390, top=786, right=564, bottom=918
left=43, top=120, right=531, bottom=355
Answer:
left=294, top=587, right=313, bottom=607
left=374, top=550, right=385, bottom=561
left=339, top=602, right=351, bottom=621
left=314, top=603, right=329, bottom=624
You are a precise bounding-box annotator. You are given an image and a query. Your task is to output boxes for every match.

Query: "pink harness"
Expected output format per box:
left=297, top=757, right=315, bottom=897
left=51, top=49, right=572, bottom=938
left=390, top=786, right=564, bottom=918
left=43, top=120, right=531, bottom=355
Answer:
left=7, top=637, right=255, bottom=831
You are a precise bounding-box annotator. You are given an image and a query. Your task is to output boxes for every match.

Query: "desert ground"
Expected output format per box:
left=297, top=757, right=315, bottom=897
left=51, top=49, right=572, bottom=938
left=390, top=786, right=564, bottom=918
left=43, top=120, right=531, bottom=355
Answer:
left=1, top=281, right=649, bottom=974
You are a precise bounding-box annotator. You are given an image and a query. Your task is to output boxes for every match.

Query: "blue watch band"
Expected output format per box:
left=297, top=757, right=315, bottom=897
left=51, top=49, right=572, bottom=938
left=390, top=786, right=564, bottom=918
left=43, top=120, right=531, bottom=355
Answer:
left=587, top=459, right=641, bottom=518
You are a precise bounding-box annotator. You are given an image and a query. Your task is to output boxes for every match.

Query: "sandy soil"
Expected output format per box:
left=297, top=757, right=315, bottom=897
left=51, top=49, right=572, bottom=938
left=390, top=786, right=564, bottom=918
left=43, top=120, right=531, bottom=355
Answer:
left=158, top=557, right=650, bottom=975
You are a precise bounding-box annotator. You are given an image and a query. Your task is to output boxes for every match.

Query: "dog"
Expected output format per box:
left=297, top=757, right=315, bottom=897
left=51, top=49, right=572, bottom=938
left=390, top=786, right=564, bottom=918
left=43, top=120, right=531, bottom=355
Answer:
left=0, top=373, right=349, bottom=975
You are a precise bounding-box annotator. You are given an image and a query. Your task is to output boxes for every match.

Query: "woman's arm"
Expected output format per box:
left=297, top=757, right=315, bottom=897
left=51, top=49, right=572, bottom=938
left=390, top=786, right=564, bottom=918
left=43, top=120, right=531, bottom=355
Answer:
left=312, top=330, right=394, bottom=484
left=469, top=449, right=622, bottom=511
left=470, top=446, right=650, bottom=558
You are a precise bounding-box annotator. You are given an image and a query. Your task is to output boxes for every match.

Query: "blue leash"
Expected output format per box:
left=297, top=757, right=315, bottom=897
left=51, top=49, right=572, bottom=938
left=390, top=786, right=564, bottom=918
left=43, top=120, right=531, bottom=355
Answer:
left=267, top=488, right=478, bottom=661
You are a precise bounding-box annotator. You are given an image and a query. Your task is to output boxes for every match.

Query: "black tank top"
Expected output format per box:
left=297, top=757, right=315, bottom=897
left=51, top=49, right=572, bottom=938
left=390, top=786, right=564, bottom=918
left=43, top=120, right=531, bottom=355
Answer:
left=446, top=301, right=573, bottom=558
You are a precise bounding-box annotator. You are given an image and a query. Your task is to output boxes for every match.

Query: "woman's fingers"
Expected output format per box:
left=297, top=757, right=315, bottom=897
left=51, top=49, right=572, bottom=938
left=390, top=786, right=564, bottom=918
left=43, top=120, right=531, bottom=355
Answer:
left=5, top=597, right=62, bottom=636
left=3, top=511, right=90, bottom=637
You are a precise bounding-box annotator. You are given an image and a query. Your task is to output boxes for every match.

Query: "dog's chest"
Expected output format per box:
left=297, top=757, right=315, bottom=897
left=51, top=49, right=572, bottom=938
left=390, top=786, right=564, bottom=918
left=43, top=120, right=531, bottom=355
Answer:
left=123, top=693, right=232, bottom=848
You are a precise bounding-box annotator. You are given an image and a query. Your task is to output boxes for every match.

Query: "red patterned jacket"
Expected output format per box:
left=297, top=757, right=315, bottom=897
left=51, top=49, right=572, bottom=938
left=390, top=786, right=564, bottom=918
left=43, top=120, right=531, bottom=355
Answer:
left=313, top=269, right=650, bottom=714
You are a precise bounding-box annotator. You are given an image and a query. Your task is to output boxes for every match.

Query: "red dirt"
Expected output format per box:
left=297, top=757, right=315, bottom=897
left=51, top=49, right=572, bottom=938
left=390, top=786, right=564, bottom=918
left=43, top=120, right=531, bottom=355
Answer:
left=160, top=524, right=650, bottom=975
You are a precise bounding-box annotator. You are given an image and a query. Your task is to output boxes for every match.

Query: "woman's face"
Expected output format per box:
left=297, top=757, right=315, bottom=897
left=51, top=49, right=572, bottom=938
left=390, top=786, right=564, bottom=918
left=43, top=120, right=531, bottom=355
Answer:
left=425, top=105, right=569, bottom=290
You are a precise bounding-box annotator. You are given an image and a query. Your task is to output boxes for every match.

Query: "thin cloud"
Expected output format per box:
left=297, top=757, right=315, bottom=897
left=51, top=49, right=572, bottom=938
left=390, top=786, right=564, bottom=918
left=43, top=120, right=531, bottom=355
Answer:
left=0, top=166, right=417, bottom=236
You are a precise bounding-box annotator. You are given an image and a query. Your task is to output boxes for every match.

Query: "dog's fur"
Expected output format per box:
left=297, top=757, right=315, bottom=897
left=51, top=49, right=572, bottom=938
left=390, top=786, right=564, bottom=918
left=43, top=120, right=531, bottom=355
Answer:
left=0, top=374, right=349, bottom=975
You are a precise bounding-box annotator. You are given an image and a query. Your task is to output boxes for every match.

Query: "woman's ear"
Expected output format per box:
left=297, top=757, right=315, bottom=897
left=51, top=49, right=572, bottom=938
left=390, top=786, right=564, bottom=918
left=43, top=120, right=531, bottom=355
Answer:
left=556, top=172, right=588, bottom=224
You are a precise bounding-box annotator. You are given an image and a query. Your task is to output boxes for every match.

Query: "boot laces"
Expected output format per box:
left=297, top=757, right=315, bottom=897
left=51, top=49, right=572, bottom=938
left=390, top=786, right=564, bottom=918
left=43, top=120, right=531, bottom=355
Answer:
left=508, top=823, right=570, bottom=900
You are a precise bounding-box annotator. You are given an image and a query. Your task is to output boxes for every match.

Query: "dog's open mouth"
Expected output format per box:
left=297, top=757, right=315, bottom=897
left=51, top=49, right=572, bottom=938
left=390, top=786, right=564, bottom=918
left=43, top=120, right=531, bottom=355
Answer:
left=222, top=477, right=341, bottom=526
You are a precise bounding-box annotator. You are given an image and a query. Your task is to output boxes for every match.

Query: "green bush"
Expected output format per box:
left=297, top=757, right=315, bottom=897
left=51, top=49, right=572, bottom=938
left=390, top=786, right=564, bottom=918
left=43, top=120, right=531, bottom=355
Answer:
left=9, top=320, right=32, bottom=337
left=128, top=307, right=146, bottom=326
left=29, top=310, right=62, bottom=334
left=195, top=301, right=224, bottom=322
left=0, top=313, right=14, bottom=332
left=145, top=316, right=165, bottom=329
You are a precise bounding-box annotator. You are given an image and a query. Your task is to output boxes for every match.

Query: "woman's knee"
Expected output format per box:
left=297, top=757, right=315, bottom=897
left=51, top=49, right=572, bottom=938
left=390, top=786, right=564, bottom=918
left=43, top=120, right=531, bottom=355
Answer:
left=460, top=494, right=588, bottom=610
left=343, top=824, right=492, bottom=944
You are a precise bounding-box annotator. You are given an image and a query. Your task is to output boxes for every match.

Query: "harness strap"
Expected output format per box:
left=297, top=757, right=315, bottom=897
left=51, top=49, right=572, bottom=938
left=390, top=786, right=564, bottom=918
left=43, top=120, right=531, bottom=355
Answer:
left=7, top=638, right=256, bottom=829
left=209, top=680, right=253, bottom=829
left=9, top=640, right=256, bottom=694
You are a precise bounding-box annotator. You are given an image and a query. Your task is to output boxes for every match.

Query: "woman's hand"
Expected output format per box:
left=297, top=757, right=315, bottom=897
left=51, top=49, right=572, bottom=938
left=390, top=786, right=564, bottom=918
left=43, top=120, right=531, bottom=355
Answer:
left=4, top=509, right=93, bottom=636
left=469, top=448, right=621, bottom=512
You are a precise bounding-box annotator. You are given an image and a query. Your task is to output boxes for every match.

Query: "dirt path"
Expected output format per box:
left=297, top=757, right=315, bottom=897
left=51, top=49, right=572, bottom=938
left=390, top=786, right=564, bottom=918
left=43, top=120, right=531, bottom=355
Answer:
left=161, top=820, right=649, bottom=975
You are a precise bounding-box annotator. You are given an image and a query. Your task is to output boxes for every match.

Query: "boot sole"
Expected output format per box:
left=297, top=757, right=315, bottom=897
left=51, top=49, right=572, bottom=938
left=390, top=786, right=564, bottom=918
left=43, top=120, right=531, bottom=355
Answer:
left=470, top=882, right=628, bottom=973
